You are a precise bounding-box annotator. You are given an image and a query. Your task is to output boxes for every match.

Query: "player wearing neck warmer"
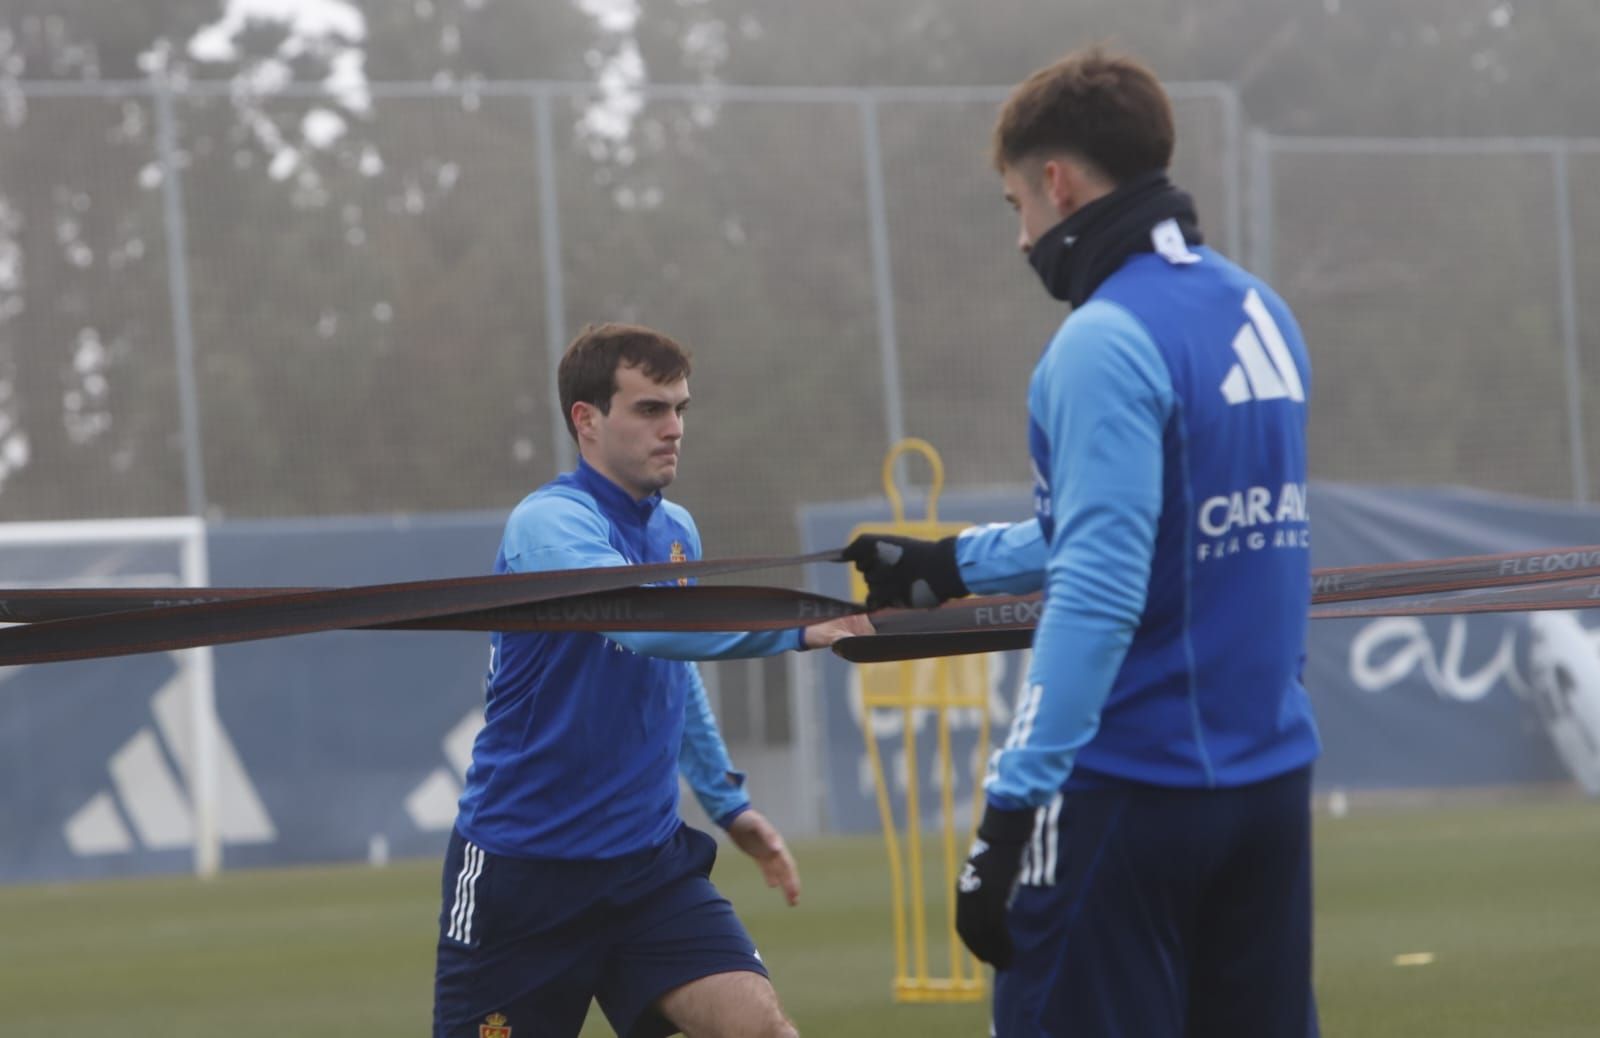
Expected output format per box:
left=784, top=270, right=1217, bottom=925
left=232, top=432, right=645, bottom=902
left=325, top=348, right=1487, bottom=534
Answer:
left=846, top=47, right=1321, bottom=1038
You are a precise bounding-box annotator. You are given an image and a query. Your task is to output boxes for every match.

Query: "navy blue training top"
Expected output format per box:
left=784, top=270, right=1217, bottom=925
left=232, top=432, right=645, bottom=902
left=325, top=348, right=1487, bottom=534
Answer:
left=958, top=245, right=1320, bottom=808
left=455, top=459, right=803, bottom=859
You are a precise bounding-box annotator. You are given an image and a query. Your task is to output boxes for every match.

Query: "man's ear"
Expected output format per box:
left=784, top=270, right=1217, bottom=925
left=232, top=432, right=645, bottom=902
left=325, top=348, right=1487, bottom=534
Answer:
left=1041, top=158, right=1077, bottom=214
left=571, top=401, right=598, bottom=441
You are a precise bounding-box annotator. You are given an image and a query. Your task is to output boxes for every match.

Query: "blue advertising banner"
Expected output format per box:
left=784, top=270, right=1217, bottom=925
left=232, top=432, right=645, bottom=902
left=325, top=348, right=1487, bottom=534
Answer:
left=202, top=513, right=504, bottom=872
left=0, top=512, right=503, bottom=883
left=1307, top=484, right=1599, bottom=794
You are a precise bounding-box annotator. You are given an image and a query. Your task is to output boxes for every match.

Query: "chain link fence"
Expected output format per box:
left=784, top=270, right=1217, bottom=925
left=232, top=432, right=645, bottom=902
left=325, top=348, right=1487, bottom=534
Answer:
left=0, top=79, right=1241, bottom=546
left=4, top=79, right=1592, bottom=540
left=1250, top=135, right=1597, bottom=503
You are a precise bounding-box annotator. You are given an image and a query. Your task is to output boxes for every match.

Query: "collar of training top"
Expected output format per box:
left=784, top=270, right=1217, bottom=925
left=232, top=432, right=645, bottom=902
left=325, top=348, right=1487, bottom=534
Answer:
left=574, top=456, right=663, bottom=524
left=1027, top=169, right=1204, bottom=307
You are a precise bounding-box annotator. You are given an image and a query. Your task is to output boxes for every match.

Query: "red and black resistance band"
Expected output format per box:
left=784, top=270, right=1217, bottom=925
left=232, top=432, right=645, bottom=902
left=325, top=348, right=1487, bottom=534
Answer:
left=837, top=545, right=1600, bottom=662
left=1310, top=544, right=1600, bottom=603
left=835, top=577, right=1600, bottom=664
left=0, top=550, right=847, bottom=666
left=1308, top=574, right=1600, bottom=621
left=0, top=543, right=1596, bottom=667
left=0, top=584, right=860, bottom=632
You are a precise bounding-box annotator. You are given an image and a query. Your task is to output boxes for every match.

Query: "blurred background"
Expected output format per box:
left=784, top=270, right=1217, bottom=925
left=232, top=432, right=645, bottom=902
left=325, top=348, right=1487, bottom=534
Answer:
left=3, top=0, right=1596, bottom=527
left=2, top=2, right=1600, bottom=1032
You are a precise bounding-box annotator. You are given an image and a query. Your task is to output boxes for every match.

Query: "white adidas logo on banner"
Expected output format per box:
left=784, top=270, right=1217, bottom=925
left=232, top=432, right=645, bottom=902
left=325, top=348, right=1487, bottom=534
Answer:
left=1220, top=288, right=1305, bottom=405
left=63, top=656, right=276, bottom=856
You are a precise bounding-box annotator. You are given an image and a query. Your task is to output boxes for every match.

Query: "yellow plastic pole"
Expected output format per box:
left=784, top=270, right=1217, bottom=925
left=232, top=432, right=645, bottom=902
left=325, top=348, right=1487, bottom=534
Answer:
left=847, top=437, right=992, bottom=1003
left=861, top=699, right=910, bottom=985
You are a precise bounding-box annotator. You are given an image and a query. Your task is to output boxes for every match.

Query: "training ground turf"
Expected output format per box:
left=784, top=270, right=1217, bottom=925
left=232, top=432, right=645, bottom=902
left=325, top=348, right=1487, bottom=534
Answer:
left=1, top=798, right=1597, bottom=1036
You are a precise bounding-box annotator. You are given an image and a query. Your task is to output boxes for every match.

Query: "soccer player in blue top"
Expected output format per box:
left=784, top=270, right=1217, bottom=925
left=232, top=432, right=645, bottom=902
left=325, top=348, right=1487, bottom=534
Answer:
left=435, top=323, right=868, bottom=1038
left=846, top=48, right=1321, bottom=1037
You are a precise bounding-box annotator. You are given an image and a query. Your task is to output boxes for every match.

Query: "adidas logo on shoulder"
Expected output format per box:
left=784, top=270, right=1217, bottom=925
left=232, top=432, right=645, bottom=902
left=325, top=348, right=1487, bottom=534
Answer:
left=1220, top=288, right=1305, bottom=405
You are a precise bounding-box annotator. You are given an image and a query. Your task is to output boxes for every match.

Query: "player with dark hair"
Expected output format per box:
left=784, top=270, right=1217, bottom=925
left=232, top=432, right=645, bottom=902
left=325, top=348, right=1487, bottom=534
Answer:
left=435, top=323, right=866, bottom=1038
left=847, top=47, right=1321, bottom=1036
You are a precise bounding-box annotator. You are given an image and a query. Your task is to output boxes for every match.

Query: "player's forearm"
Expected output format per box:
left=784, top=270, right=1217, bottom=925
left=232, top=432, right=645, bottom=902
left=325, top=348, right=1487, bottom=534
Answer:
left=988, top=465, right=1157, bottom=806
left=608, top=627, right=803, bottom=660
left=681, top=759, right=751, bottom=824
left=955, top=520, right=1048, bottom=595
left=679, top=663, right=753, bottom=822
left=984, top=596, right=1135, bottom=808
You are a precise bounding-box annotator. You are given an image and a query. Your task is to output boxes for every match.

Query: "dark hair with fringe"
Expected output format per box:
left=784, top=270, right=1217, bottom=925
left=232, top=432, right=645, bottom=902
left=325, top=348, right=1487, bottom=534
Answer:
left=558, top=323, right=693, bottom=441
left=992, top=46, right=1175, bottom=183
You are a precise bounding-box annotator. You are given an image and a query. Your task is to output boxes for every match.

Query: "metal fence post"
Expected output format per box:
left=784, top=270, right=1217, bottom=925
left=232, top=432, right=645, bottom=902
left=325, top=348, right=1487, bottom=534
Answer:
left=152, top=75, right=209, bottom=519
left=1551, top=141, right=1590, bottom=504
left=153, top=79, right=220, bottom=878
left=1220, top=84, right=1244, bottom=260
left=1247, top=129, right=1274, bottom=282
left=532, top=89, right=574, bottom=473
left=858, top=93, right=908, bottom=458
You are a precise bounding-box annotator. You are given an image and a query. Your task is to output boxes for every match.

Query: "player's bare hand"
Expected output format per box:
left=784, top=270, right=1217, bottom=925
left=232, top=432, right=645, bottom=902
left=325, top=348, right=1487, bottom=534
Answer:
left=802, top=612, right=875, bottom=650
left=727, top=809, right=801, bottom=906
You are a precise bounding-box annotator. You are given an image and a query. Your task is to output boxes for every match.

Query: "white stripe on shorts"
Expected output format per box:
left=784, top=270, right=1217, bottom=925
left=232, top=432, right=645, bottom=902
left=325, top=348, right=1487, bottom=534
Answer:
left=1026, top=804, right=1047, bottom=885
left=1043, top=794, right=1063, bottom=886
left=448, top=842, right=484, bottom=944
left=1019, top=794, right=1064, bottom=888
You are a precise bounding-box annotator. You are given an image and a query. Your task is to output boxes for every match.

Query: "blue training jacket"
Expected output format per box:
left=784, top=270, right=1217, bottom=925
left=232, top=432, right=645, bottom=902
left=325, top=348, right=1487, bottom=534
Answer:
left=958, top=245, right=1321, bottom=809
left=454, top=458, right=804, bottom=859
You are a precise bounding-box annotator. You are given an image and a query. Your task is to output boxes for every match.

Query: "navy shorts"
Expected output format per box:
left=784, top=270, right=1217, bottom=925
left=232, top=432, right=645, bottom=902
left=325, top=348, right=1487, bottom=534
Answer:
left=433, top=824, right=767, bottom=1038
left=993, top=766, right=1319, bottom=1038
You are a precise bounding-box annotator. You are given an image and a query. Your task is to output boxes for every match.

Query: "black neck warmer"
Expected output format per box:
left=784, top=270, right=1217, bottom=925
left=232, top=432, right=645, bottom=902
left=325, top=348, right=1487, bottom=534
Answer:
left=1027, top=170, right=1204, bottom=306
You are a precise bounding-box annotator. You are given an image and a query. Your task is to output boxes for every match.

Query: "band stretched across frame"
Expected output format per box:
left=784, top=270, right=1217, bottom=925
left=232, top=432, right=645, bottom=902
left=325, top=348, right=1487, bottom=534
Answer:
left=0, top=542, right=1596, bottom=667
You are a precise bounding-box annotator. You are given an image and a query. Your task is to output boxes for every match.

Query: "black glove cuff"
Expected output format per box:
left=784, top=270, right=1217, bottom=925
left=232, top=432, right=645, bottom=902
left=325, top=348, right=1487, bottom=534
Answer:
left=977, top=803, right=1035, bottom=846
left=929, top=535, right=970, bottom=600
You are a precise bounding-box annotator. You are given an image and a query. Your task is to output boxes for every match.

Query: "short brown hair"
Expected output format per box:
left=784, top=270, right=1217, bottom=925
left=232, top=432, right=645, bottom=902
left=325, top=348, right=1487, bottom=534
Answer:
left=558, top=323, right=693, bottom=440
left=991, top=47, right=1174, bottom=183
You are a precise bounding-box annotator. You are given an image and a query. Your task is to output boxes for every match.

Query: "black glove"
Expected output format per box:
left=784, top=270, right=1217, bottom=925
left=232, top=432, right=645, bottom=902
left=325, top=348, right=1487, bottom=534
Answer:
left=842, top=534, right=967, bottom=610
left=955, top=804, right=1033, bottom=969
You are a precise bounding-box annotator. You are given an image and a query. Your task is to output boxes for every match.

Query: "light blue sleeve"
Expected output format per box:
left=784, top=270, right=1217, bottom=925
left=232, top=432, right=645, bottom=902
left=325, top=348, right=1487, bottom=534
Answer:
left=501, top=489, right=621, bottom=571
left=615, top=627, right=802, bottom=660
left=502, top=492, right=804, bottom=660
left=985, top=301, right=1173, bottom=810
left=955, top=520, right=1048, bottom=595
left=679, top=662, right=752, bottom=827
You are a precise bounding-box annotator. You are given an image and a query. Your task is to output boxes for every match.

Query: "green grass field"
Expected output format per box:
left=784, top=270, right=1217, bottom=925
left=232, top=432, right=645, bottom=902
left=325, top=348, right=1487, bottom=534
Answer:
left=3, top=799, right=1598, bottom=1036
